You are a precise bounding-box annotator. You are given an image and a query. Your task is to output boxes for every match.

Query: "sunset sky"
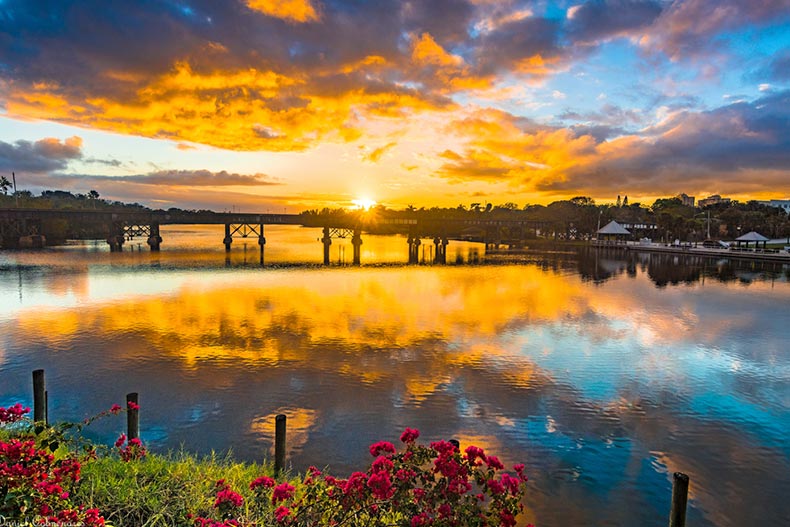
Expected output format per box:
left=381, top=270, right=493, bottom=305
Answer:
left=1, top=0, right=789, bottom=211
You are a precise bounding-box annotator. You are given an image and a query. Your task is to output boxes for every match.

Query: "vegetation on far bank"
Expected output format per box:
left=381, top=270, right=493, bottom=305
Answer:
left=2, top=187, right=789, bottom=243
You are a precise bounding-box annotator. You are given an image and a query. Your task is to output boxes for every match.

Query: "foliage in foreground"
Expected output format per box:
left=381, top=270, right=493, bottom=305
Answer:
left=1, top=404, right=531, bottom=526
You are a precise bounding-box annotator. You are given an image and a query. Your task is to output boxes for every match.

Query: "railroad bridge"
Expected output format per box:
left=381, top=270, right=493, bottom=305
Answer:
left=0, top=208, right=550, bottom=265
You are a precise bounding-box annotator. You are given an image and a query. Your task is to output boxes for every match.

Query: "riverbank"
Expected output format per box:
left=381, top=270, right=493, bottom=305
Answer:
left=591, top=240, right=790, bottom=263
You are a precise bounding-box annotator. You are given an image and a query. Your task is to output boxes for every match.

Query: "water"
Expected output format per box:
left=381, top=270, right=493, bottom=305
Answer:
left=1, top=225, right=789, bottom=526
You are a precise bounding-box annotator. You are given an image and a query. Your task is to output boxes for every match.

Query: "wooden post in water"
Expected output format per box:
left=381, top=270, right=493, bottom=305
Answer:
left=274, top=414, right=287, bottom=475
left=669, top=472, right=689, bottom=527
left=32, top=369, right=47, bottom=424
left=126, top=393, right=139, bottom=440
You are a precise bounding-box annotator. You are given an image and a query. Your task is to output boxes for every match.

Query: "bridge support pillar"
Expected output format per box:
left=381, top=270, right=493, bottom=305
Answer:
left=147, top=222, right=162, bottom=251
left=322, top=227, right=332, bottom=265
left=352, top=228, right=362, bottom=265
left=107, top=222, right=124, bottom=252
left=223, top=224, right=233, bottom=252
left=433, top=237, right=442, bottom=264
left=258, top=224, right=266, bottom=265
left=441, top=237, right=448, bottom=264
left=407, top=234, right=421, bottom=264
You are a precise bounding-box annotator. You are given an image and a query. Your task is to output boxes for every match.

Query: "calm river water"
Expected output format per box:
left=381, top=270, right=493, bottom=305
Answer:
left=1, top=225, right=789, bottom=526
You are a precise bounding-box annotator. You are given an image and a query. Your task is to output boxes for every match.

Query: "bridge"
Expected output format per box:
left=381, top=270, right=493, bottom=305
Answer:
left=0, top=207, right=551, bottom=265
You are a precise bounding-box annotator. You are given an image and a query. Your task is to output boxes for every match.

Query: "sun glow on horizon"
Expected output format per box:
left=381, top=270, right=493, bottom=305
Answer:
left=351, top=197, right=377, bottom=211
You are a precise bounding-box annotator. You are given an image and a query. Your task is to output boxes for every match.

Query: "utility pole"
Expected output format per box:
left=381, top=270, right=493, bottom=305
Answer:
left=12, top=171, right=18, bottom=207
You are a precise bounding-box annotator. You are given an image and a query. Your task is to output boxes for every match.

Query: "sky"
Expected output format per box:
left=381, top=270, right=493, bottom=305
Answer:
left=1, top=0, right=789, bottom=212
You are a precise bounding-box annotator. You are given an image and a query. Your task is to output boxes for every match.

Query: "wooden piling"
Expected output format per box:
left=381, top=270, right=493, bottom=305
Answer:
left=126, top=392, right=139, bottom=440
left=32, top=369, right=47, bottom=424
left=274, top=414, right=287, bottom=475
left=669, top=472, right=689, bottom=527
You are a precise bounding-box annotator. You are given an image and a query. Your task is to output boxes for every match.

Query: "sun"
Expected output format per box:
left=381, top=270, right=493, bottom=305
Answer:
left=351, top=197, right=377, bottom=211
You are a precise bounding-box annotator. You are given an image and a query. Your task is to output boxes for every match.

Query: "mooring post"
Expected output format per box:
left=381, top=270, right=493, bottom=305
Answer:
left=126, top=392, right=139, bottom=440
left=669, top=472, right=690, bottom=527
left=448, top=438, right=460, bottom=450
left=274, top=414, right=287, bottom=475
left=223, top=224, right=233, bottom=252
left=32, top=369, right=47, bottom=424
left=322, top=227, right=332, bottom=265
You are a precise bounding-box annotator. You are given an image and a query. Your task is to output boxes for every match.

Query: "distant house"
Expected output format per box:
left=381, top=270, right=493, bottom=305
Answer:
left=698, top=194, right=731, bottom=208
left=676, top=193, right=695, bottom=207
left=757, top=199, right=790, bottom=214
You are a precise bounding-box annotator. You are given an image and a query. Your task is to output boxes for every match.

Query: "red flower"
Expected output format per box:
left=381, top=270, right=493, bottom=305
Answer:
left=367, top=470, right=394, bottom=500
left=369, top=440, right=396, bottom=457
left=214, top=488, right=244, bottom=508
left=127, top=401, right=140, bottom=411
left=109, top=404, right=122, bottom=415
left=274, top=505, right=291, bottom=522
left=114, top=434, right=127, bottom=448
left=486, top=455, right=504, bottom=470
left=400, top=427, right=420, bottom=443
left=272, top=482, right=295, bottom=503
left=249, top=475, right=276, bottom=490
left=464, top=445, right=486, bottom=464
left=499, top=510, right=517, bottom=527
left=0, top=403, right=30, bottom=423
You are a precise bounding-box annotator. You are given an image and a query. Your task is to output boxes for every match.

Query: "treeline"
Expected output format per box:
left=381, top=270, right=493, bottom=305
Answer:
left=302, top=196, right=790, bottom=241
left=3, top=189, right=788, bottom=242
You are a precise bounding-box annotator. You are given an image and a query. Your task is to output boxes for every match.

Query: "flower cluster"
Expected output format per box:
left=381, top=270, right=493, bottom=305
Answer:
left=114, top=433, right=147, bottom=461
left=192, top=428, right=532, bottom=527
left=0, top=403, right=30, bottom=424
left=0, top=404, right=105, bottom=525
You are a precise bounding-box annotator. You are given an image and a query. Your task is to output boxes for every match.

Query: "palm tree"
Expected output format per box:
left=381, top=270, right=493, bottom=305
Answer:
left=0, top=175, right=11, bottom=195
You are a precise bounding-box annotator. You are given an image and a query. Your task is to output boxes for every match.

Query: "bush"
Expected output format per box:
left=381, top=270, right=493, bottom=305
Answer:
left=2, top=405, right=532, bottom=527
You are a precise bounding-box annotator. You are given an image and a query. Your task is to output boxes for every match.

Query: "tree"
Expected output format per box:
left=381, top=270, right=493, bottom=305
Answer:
left=0, top=175, right=10, bottom=195
left=88, top=190, right=100, bottom=200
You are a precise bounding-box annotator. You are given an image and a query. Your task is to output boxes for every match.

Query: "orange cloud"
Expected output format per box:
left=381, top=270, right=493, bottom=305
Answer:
left=245, top=0, right=321, bottom=23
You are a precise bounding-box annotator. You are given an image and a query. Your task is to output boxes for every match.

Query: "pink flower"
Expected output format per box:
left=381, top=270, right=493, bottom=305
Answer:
left=513, top=463, right=528, bottom=482
left=127, top=401, right=139, bottom=411
left=271, top=482, right=295, bottom=503
left=369, top=440, right=396, bottom=457
left=371, top=455, right=394, bottom=474
left=499, top=510, right=517, bottom=527
left=411, top=512, right=432, bottom=527
left=274, top=505, right=291, bottom=522
left=464, top=445, right=486, bottom=464
left=249, top=476, right=276, bottom=490
left=486, top=479, right=505, bottom=495
left=500, top=473, right=520, bottom=495
left=0, top=403, right=30, bottom=423
left=114, top=434, right=126, bottom=448
left=400, top=427, right=420, bottom=443
left=109, top=404, right=122, bottom=415
left=214, top=488, right=244, bottom=509
left=486, top=455, right=504, bottom=470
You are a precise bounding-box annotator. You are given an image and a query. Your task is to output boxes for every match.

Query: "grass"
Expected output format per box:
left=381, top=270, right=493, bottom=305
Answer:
left=76, top=450, right=280, bottom=527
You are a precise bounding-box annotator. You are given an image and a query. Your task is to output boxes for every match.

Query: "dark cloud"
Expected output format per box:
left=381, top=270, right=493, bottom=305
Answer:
left=567, top=0, right=663, bottom=44
left=766, top=50, right=790, bottom=82
left=641, top=0, right=790, bottom=61
left=42, top=169, right=281, bottom=187
left=475, top=17, right=562, bottom=76
left=545, top=89, right=790, bottom=193
left=0, top=136, right=83, bottom=173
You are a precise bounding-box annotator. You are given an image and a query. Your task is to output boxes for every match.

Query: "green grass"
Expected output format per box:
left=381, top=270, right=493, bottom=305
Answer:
left=76, top=451, right=280, bottom=527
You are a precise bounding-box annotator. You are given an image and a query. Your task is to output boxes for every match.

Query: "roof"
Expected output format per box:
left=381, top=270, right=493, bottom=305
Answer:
left=597, top=220, right=631, bottom=235
left=735, top=231, right=769, bottom=242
